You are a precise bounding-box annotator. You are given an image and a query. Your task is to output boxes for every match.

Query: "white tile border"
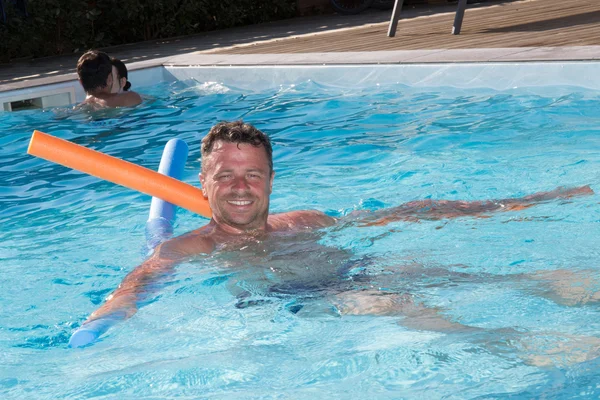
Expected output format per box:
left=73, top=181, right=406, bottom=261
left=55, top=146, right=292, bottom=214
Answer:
left=164, top=61, right=600, bottom=91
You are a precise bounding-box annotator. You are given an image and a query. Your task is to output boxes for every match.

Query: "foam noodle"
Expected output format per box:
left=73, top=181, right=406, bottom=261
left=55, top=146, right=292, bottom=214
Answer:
left=28, top=130, right=212, bottom=218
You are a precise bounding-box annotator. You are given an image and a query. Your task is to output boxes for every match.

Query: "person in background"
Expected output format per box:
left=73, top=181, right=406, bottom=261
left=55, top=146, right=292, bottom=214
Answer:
left=76, top=50, right=141, bottom=108
left=111, top=57, right=131, bottom=92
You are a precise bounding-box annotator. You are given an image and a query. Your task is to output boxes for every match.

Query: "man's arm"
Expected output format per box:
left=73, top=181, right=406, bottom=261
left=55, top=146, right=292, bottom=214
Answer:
left=69, top=232, right=213, bottom=347
left=85, top=249, right=177, bottom=324
left=269, top=210, right=337, bottom=230
left=86, top=232, right=213, bottom=323
left=355, top=185, right=594, bottom=227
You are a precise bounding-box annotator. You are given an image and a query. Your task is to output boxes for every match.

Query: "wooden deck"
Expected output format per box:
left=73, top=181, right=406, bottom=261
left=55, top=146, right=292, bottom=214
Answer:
left=2, top=0, right=599, bottom=92
left=210, top=0, right=600, bottom=54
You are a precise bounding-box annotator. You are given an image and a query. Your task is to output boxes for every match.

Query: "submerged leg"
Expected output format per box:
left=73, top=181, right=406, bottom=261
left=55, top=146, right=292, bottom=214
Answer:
left=331, top=282, right=600, bottom=368
left=527, top=269, right=600, bottom=307
left=516, top=332, right=600, bottom=368
left=332, top=289, right=482, bottom=333
left=382, top=264, right=600, bottom=308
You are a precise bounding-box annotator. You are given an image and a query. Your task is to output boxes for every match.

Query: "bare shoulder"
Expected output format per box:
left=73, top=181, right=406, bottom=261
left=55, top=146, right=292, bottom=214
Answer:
left=79, top=97, right=106, bottom=110
left=268, top=210, right=337, bottom=231
left=156, top=226, right=216, bottom=260
left=122, top=91, right=143, bottom=105
left=103, top=91, right=142, bottom=108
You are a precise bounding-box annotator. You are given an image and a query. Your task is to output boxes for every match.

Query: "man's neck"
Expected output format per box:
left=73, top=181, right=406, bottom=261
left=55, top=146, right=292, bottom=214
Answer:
left=209, top=219, right=271, bottom=238
left=86, top=88, right=112, bottom=99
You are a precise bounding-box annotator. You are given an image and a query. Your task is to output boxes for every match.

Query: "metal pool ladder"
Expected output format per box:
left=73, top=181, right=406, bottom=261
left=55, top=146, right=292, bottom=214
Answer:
left=388, top=0, right=469, bottom=36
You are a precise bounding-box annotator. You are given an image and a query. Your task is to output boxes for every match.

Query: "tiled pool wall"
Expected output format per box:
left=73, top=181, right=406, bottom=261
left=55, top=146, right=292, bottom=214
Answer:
left=164, top=62, right=600, bottom=91
left=2, top=61, right=599, bottom=111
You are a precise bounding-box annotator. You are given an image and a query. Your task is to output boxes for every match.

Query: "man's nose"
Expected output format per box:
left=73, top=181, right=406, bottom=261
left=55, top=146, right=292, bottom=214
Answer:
left=231, top=176, right=249, bottom=191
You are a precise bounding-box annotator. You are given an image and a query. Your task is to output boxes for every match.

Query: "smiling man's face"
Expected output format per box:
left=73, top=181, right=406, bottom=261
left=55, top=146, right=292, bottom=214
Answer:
left=200, top=141, right=274, bottom=233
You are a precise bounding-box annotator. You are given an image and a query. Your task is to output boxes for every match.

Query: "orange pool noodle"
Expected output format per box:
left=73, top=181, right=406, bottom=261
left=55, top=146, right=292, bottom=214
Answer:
left=28, top=130, right=212, bottom=218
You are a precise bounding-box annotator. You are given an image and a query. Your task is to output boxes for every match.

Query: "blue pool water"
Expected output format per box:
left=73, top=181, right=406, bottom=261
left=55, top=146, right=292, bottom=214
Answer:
left=1, top=76, right=600, bottom=398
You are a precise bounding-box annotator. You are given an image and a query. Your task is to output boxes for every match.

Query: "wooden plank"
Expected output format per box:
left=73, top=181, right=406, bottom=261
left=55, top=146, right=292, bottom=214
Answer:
left=211, top=0, right=600, bottom=54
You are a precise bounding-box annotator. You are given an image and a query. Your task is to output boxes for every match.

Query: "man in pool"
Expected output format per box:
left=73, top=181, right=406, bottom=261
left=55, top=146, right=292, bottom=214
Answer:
left=76, top=50, right=142, bottom=109
left=76, top=120, right=596, bottom=342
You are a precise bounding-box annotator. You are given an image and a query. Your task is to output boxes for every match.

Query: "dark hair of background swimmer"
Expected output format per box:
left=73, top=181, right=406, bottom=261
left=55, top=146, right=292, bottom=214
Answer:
left=111, top=57, right=131, bottom=91
left=76, top=50, right=113, bottom=93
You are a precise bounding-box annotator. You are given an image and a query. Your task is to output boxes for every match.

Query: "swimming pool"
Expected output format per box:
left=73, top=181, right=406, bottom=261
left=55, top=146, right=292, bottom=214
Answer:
left=2, top=64, right=600, bottom=398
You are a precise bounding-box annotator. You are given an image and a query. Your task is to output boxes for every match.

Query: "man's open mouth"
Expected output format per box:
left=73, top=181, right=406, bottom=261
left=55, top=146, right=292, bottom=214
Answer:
left=228, top=200, right=253, bottom=206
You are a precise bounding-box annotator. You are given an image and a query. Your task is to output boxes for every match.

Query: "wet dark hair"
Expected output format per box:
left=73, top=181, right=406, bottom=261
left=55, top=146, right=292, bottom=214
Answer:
left=201, top=121, right=273, bottom=174
left=76, top=50, right=112, bottom=93
left=111, top=57, right=131, bottom=91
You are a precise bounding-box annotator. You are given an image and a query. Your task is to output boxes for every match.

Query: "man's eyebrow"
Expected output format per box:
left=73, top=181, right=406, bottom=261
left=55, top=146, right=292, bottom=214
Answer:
left=213, top=167, right=267, bottom=174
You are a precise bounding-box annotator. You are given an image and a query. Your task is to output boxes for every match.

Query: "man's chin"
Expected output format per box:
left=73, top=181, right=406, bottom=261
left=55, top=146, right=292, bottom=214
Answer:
left=221, top=215, right=262, bottom=231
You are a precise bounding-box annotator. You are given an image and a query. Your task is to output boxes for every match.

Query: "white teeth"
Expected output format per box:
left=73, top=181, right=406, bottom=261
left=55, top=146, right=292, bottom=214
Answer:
left=228, top=200, right=252, bottom=206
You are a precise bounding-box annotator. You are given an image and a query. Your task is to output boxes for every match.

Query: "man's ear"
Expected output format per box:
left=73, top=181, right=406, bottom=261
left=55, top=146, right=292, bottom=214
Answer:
left=199, top=172, right=208, bottom=198
left=269, top=170, right=275, bottom=194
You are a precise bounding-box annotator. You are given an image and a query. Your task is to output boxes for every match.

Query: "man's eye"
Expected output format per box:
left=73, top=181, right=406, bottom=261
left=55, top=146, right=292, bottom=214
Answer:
left=217, top=175, right=232, bottom=181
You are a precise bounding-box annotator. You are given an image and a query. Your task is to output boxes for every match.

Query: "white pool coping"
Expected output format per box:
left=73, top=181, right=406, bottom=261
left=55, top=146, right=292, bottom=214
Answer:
left=1, top=47, right=600, bottom=110
left=164, top=60, right=600, bottom=92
